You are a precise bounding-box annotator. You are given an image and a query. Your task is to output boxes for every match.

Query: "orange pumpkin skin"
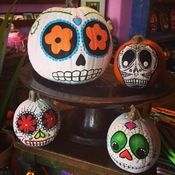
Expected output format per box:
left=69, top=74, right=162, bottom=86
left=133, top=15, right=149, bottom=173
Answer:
left=114, top=35, right=166, bottom=88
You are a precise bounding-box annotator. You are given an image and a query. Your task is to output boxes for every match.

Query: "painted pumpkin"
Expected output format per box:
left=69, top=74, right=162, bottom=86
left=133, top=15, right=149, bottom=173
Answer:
left=114, top=35, right=166, bottom=88
left=28, top=7, right=113, bottom=84
left=107, top=105, right=160, bottom=174
left=13, top=90, right=60, bottom=147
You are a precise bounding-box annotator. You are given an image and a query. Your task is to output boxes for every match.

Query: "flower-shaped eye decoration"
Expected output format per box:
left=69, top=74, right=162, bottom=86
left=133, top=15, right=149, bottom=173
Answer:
left=17, top=114, right=37, bottom=134
left=41, top=21, right=77, bottom=61
left=42, top=109, right=58, bottom=130
left=83, top=20, right=110, bottom=56
left=44, top=25, right=73, bottom=54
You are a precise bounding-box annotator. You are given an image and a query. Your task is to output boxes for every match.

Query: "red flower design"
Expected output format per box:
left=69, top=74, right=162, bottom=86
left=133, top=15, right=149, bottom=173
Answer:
left=42, top=109, right=57, bottom=129
left=17, top=114, right=37, bottom=134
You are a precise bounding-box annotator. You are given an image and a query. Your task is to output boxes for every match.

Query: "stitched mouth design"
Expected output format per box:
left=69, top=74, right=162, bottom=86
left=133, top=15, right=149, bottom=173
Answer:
left=52, top=68, right=102, bottom=83
left=24, top=136, right=55, bottom=146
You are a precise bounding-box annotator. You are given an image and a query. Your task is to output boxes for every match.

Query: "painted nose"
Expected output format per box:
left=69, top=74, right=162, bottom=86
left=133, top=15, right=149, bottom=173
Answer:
left=133, top=66, right=139, bottom=77
left=119, top=149, right=132, bottom=160
left=76, top=54, right=86, bottom=66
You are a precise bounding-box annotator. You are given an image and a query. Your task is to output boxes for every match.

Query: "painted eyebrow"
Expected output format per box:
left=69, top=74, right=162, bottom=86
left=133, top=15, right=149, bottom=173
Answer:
left=42, top=10, right=72, bottom=16
left=84, top=12, right=102, bottom=17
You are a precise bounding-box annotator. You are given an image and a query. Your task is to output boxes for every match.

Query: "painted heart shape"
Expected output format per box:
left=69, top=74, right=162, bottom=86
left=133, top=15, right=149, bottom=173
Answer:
left=73, top=17, right=82, bottom=26
left=119, top=149, right=132, bottom=160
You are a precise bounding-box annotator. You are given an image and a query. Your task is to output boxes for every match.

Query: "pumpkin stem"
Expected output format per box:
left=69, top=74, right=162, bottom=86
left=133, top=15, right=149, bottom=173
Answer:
left=29, top=90, right=40, bottom=102
left=128, top=105, right=141, bottom=120
left=132, top=34, right=144, bottom=43
left=65, top=0, right=73, bottom=7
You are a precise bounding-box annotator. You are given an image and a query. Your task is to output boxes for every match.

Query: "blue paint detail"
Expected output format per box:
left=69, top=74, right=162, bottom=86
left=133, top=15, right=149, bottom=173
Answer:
left=60, top=170, right=73, bottom=175
left=81, top=19, right=110, bottom=58
left=40, top=19, right=80, bottom=62
left=73, top=17, right=82, bottom=26
left=130, top=0, right=150, bottom=38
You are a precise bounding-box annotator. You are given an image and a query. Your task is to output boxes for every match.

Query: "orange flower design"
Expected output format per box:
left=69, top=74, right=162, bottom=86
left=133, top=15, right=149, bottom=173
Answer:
left=86, top=23, right=108, bottom=50
left=44, top=25, right=73, bottom=54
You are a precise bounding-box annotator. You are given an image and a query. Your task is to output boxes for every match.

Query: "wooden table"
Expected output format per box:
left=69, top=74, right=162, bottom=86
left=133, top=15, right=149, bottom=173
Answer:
left=19, top=63, right=175, bottom=145
left=14, top=135, right=157, bottom=175
left=15, top=63, right=175, bottom=175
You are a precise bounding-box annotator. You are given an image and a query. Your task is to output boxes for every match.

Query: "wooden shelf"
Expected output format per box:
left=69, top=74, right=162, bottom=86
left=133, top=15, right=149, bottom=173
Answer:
left=14, top=135, right=156, bottom=175
left=14, top=62, right=175, bottom=174
left=13, top=78, right=175, bottom=175
left=19, top=64, right=175, bottom=108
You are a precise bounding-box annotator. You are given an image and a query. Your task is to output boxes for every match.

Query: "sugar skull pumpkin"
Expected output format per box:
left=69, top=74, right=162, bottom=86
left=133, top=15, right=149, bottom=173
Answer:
left=114, top=35, right=166, bottom=88
left=28, top=7, right=113, bottom=84
left=107, top=105, right=160, bottom=174
left=13, top=90, right=60, bottom=147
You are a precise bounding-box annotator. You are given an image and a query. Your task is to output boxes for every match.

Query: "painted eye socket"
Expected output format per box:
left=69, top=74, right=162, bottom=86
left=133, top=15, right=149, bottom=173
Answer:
left=122, top=50, right=135, bottom=68
left=41, top=21, right=77, bottom=61
left=83, top=20, right=110, bottom=56
left=17, top=113, right=37, bottom=134
left=42, top=109, right=58, bottom=130
left=110, top=131, right=127, bottom=153
left=129, top=134, right=149, bottom=159
left=139, top=50, right=152, bottom=69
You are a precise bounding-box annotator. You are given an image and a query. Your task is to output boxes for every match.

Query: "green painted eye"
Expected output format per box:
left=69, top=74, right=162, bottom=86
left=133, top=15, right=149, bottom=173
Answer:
left=110, top=131, right=127, bottom=153
left=129, top=134, right=149, bottom=159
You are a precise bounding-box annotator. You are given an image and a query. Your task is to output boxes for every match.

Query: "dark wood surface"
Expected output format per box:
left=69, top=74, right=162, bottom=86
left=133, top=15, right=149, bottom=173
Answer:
left=19, top=63, right=175, bottom=146
left=14, top=136, right=157, bottom=175
left=16, top=63, right=175, bottom=174
left=19, top=63, right=175, bottom=108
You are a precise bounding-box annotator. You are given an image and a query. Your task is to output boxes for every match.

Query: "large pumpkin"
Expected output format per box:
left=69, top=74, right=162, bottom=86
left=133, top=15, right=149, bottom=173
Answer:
left=13, top=90, right=60, bottom=147
left=114, top=35, right=166, bottom=88
left=28, top=7, right=113, bottom=84
left=107, top=105, right=160, bottom=174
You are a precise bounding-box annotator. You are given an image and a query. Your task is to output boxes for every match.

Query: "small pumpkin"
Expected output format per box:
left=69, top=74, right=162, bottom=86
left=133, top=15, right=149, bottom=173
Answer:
left=107, top=105, right=160, bottom=174
left=28, top=7, right=113, bottom=84
left=114, top=34, right=166, bottom=88
left=13, top=90, right=60, bottom=147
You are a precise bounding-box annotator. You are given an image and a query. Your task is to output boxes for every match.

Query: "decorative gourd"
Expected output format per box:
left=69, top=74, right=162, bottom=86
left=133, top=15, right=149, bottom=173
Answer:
left=28, top=7, right=113, bottom=84
left=13, top=90, right=60, bottom=147
left=107, top=105, right=160, bottom=174
left=114, top=35, right=166, bottom=88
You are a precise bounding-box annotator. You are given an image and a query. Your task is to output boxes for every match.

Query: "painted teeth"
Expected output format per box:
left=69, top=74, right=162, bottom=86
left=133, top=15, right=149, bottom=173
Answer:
left=125, top=79, right=147, bottom=87
left=52, top=69, right=102, bottom=82
left=24, top=137, right=55, bottom=147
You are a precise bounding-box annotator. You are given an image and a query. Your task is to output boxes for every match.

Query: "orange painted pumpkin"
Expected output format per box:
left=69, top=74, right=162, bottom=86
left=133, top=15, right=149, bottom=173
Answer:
left=114, top=35, right=166, bottom=88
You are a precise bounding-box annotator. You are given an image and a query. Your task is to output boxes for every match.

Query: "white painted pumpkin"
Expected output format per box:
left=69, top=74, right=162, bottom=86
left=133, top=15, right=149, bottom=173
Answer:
left=107, top=105, right=160, bottom=174
left=13, top=90, right=60, bottom=147
left=28, top=7, right=113, bottom=84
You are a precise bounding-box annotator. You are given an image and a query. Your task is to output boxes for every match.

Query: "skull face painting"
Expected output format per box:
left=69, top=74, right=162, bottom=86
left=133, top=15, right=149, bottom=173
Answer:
left=117, top=44, right=158, bottom=88
left=28, top=7, right=113, bottom=84
left=13, top=98, right=60, bottom=147
left=114, top=35, right=165, bottom=88
left=107, top=113, right=160, bottom=174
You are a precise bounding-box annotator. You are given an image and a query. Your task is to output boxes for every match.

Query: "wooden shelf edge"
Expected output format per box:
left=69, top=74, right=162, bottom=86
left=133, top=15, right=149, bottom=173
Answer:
left=14, top=141, right=126, bottom=175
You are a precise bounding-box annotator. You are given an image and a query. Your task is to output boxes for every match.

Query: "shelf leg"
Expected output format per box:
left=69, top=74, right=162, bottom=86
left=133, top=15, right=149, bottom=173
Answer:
left=65, top=107, right=116, bottom=146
